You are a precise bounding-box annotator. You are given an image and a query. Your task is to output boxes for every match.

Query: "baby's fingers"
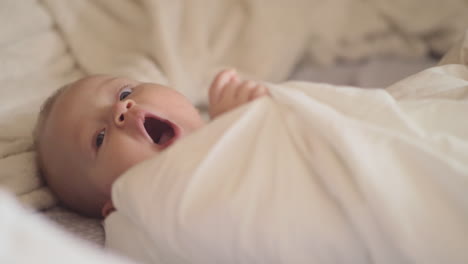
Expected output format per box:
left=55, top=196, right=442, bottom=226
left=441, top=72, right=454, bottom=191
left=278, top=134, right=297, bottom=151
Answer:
left=249, top=84, right=269, bottom=101
left=209, top=69, right=237, bottom=105
left=237, top=80, right=258, bottom=102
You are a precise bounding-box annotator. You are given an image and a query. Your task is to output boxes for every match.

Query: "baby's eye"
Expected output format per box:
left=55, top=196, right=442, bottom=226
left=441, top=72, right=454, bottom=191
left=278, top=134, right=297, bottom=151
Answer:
left=119, top=86, right=133, bottom=101
left=96, top=130, right=105, bottom=148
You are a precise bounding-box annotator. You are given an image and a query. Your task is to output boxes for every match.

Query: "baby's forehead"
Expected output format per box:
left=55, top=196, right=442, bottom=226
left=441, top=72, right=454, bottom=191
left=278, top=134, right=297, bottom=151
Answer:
left=57, top=75, right=118, bottom=103
left=46, top=76, right=108, bottom=123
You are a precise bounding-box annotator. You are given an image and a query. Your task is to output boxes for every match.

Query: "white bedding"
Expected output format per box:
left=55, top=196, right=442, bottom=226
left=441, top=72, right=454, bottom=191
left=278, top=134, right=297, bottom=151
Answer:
left=0, top=190, right=134, bottom=264
left=106, top=63, right=468, bottom=264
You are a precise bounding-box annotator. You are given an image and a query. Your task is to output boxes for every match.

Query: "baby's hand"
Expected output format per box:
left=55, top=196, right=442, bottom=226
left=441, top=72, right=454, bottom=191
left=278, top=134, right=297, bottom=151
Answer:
left=209, top=69, right=269, bottom=119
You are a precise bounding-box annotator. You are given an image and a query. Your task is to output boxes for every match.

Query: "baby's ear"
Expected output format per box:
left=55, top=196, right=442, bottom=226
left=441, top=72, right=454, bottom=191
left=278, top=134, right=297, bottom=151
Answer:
left=101, top=200, right=115, bottom=218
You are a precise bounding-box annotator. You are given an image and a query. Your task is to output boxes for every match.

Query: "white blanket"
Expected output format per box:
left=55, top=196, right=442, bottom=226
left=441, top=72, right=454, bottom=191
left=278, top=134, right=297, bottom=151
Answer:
left=0, top=190, right=135, bottom=264
left=0, top=0, right=467, bottom=210
left=105, top=63, right=468, bottom=264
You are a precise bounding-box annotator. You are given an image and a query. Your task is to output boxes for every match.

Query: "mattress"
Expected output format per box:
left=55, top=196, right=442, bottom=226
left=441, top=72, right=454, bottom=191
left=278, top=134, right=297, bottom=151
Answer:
left=43, top=206, right=105, bottom=246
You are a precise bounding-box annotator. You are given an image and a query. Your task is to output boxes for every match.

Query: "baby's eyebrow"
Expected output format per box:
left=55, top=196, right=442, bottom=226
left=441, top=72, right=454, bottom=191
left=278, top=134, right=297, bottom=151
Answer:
left=101, top=77, right=137, bottom=93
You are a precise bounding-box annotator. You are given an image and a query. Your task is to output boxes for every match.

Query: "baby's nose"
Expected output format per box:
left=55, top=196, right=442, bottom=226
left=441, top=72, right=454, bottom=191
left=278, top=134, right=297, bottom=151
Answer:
left=114, top=99, right=135, bottom=127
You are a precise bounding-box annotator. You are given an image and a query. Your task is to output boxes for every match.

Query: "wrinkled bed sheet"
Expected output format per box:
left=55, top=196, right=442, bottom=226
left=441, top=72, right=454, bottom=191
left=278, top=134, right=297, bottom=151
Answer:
left=106, top=63, right=468, bottom=264
left=0, top=191, right=135, bottom=263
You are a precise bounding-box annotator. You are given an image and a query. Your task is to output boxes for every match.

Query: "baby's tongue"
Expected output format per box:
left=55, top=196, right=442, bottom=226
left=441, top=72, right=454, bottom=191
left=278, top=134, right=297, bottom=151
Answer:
left=158, top=131, right=172, bottom=145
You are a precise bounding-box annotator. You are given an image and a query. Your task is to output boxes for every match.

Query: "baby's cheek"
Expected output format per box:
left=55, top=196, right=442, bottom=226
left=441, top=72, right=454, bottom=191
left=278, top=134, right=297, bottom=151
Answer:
left=97, top=135, right=157, bottom=190
left=114, top=143, right=155, bottom=172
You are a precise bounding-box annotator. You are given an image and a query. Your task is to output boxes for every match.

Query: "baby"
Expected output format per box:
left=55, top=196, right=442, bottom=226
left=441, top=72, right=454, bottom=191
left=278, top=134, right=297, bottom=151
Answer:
left=34, top=69, right=269, bottom=218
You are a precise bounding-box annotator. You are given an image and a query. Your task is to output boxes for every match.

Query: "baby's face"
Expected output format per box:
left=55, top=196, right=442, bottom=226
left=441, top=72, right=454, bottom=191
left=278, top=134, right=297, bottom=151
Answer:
left=41, top=75, right=204, bottom=215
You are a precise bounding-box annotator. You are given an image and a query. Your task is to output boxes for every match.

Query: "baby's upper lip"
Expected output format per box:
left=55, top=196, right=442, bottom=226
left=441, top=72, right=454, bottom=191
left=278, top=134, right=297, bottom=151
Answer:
left=135, top=111, right=181, bottom=149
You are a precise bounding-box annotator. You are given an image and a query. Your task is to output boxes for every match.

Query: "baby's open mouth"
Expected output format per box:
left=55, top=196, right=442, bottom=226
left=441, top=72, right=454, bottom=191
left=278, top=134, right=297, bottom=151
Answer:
left=143, top=117, right=176, bottom=146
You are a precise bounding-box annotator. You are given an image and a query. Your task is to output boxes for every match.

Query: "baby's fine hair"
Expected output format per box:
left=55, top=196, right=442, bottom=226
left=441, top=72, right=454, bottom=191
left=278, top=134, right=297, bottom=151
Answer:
left=33, top=83, right=71, bottom=184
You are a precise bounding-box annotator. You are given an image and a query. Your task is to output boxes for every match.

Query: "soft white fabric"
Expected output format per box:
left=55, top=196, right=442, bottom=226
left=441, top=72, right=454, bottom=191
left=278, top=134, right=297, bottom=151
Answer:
left=0, top=190, right=135, bottom=264
left=0, top=0, right=83, bottom=210
left=1, top=0, right=467, bottom=211
left=41, top=0, right=468, bottom=104
left=106, top=63, right=468, bottom=264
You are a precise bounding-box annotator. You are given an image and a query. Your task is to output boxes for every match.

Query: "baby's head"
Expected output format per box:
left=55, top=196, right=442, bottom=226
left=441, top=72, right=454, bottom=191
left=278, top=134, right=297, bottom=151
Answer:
left=34, top=75, right=205, bottom=218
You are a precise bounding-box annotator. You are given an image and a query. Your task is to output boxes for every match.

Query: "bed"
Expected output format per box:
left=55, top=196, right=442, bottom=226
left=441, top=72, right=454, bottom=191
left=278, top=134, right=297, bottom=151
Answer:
left=0, top=0, right=467, bottom=260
